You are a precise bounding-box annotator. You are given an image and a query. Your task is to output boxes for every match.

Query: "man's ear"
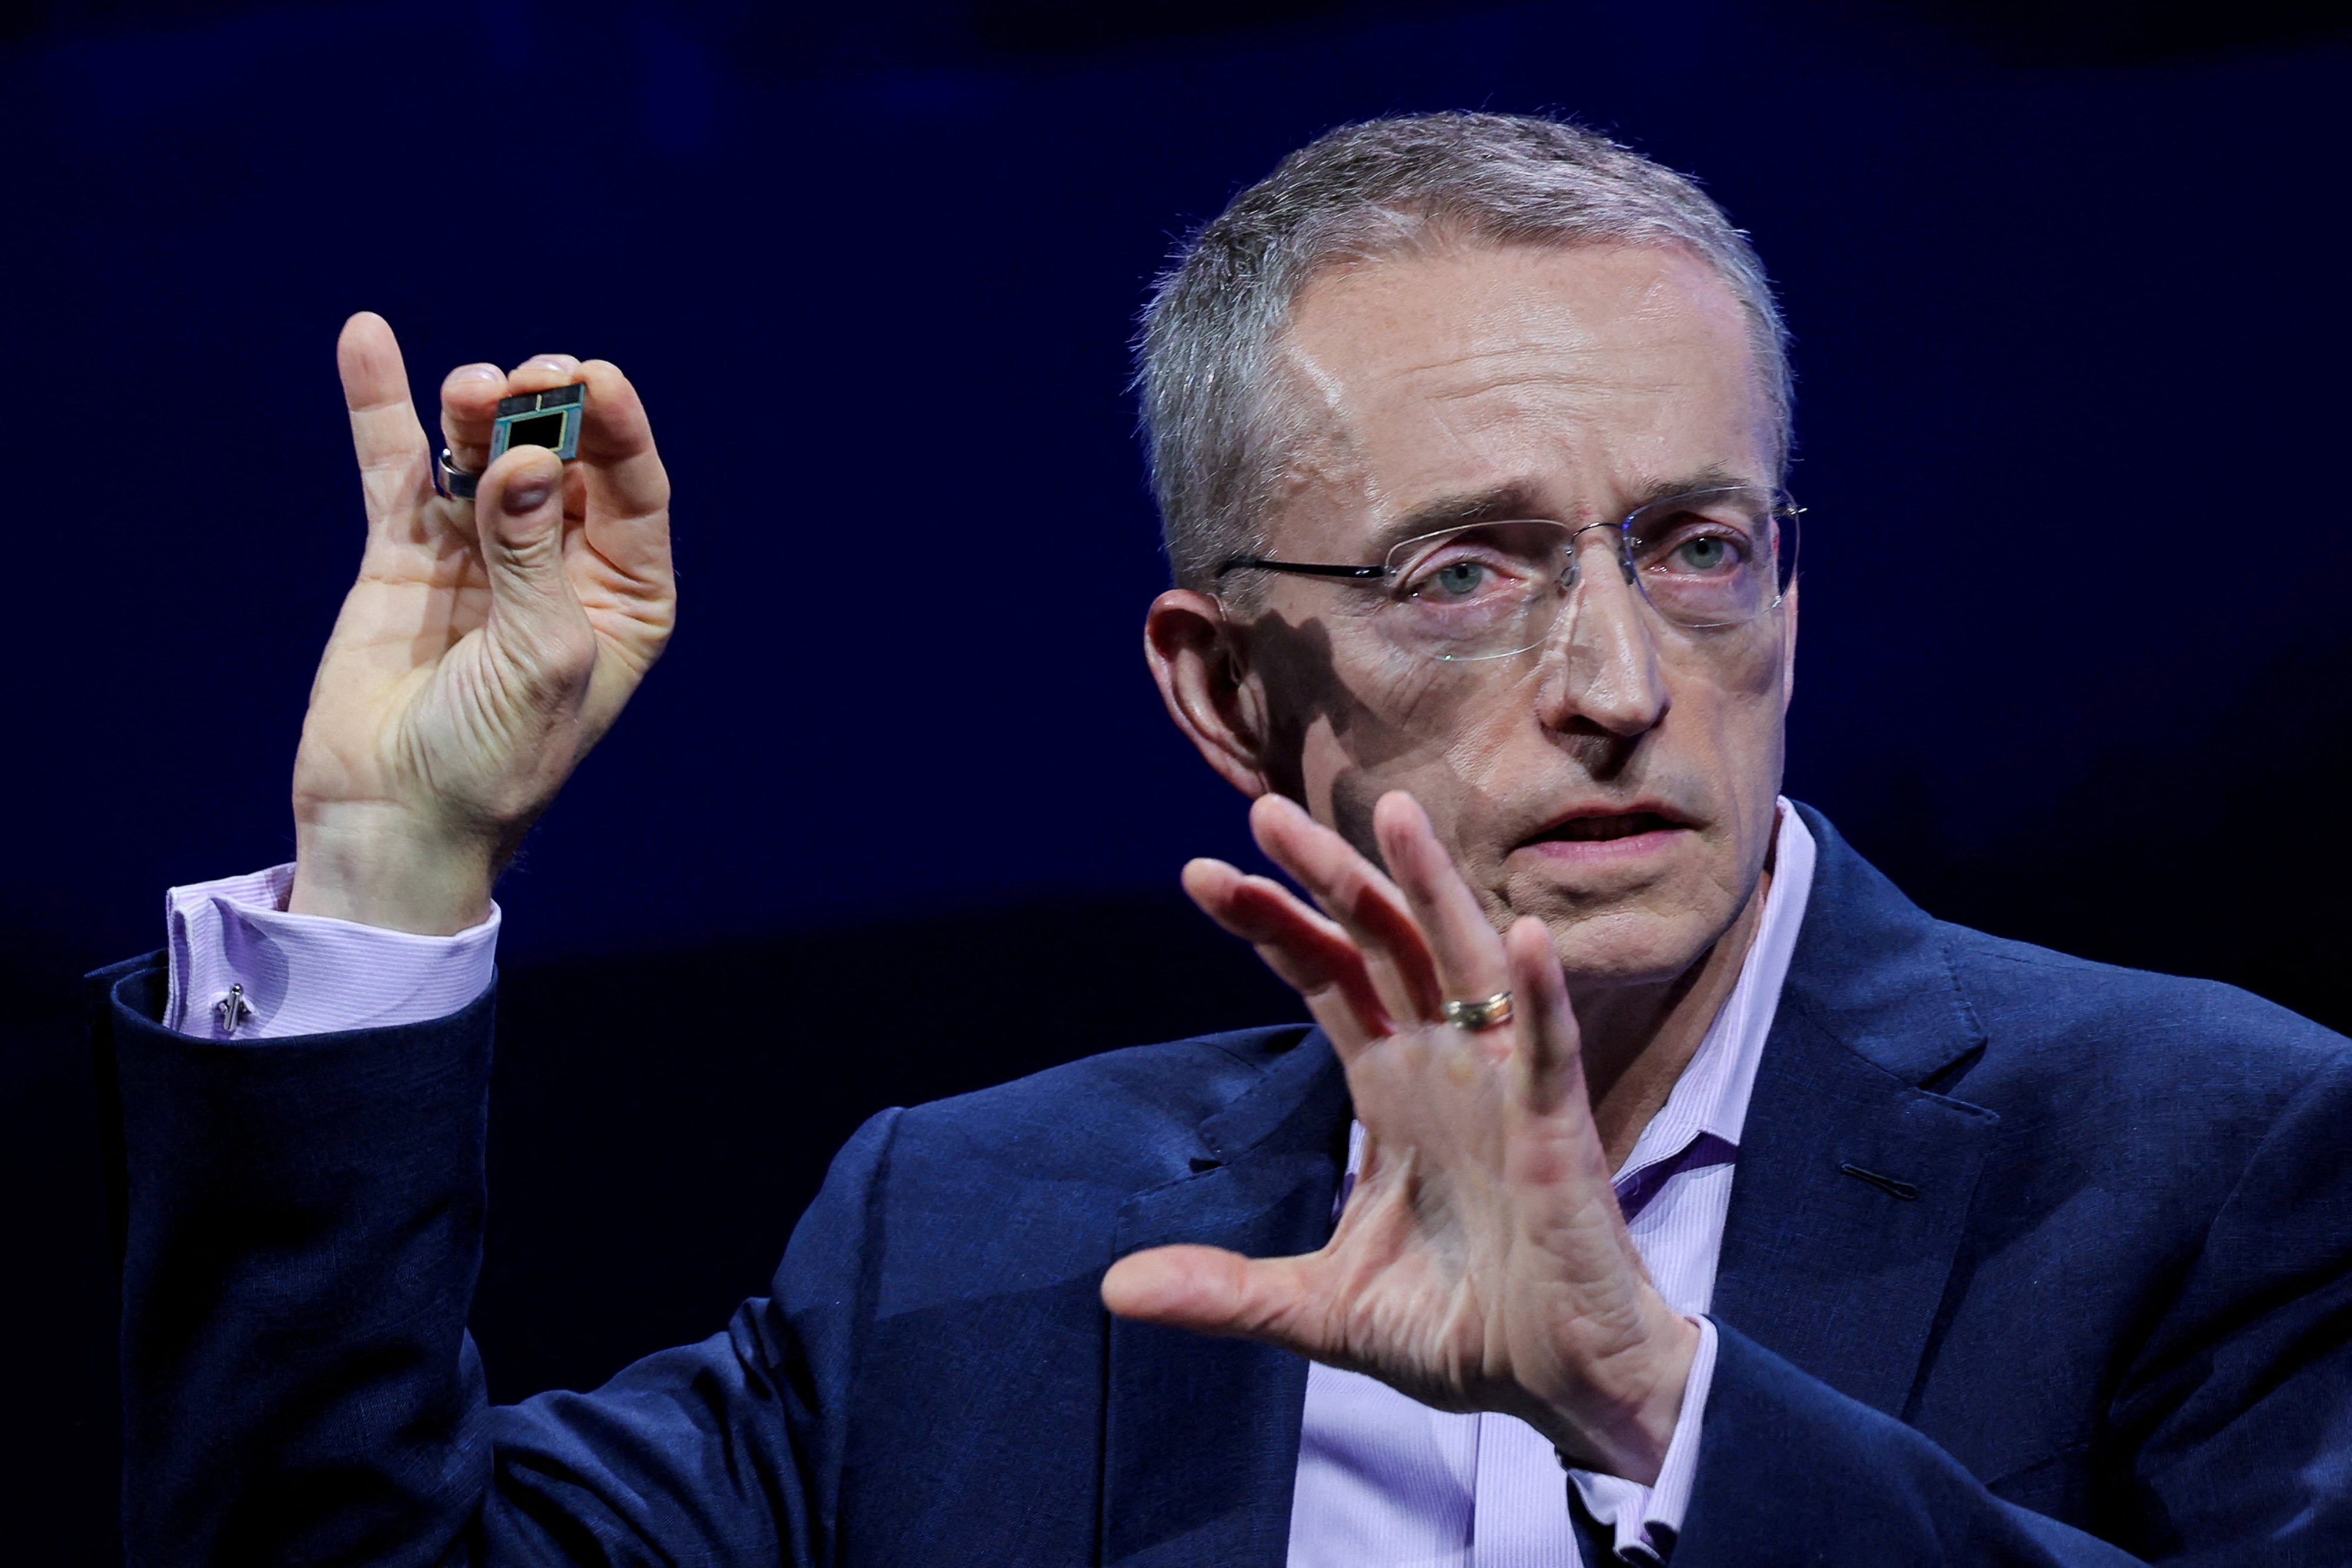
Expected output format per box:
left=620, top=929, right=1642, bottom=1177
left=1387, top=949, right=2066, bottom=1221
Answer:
left=1145, top=589, right=1272, bottom=800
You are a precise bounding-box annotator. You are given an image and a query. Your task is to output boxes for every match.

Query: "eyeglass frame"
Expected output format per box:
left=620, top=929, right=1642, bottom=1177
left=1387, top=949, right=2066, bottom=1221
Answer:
left=1210, top=484, right=1802, bottom=656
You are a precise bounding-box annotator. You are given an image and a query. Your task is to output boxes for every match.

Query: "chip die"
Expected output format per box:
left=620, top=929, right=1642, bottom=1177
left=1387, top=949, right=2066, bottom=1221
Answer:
left=489, top=383, right=585, bottom=463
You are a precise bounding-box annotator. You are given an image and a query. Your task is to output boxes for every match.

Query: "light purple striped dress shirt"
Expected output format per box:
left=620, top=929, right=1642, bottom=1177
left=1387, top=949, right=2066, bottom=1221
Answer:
left=161, top=804, right=1817, bottom=1567
left=163, top=861, right=500, bottom=1038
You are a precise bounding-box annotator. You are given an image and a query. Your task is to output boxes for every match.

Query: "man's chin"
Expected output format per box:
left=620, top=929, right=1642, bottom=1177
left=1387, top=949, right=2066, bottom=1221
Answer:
left=1504, top=855, right=1745, bottom=991
left=1544, top=912, right=1725, bottom=991
left=1504, top=826, right=1706, bottom=912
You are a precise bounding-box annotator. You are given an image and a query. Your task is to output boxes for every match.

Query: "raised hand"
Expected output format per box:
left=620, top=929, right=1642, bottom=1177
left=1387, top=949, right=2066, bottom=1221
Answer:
left=286, top=313, right=675, bottom=933
left=1100, top=791, right=1699, bottom=1482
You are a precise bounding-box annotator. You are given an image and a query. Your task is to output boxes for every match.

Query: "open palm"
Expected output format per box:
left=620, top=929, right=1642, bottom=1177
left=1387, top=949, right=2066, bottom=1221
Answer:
left=1102, top=791, right=1697, bottom=1482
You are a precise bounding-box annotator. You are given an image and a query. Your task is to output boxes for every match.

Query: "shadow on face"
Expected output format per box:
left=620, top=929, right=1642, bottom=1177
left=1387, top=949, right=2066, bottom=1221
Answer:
left=1188, top=239, right=1795, bottom=991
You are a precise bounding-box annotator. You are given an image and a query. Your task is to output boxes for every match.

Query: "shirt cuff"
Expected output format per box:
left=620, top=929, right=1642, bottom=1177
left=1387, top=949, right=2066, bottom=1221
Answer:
left=164, top=863, right=500, bottom=1041
left=1566, top=1315, right=1718, bottom=1562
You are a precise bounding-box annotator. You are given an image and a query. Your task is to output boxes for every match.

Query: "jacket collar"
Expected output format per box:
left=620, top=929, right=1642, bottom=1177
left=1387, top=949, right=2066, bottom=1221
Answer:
left=1708, top=803, right=1999, bottom=1419
left=1770, top=804, right=1986, bottom=1085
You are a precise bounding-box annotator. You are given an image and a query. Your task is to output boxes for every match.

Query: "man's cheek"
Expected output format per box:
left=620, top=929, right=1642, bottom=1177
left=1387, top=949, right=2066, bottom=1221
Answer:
left=1294, top=717, right=1355, bottom=828
left=1327, top=765, right=1384, bottom=864
left=1327, top=758, right=1466, bottom=872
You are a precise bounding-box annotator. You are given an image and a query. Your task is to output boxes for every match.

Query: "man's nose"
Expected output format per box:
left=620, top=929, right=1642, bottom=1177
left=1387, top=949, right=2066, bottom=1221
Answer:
left=1538, top=536, right=1670, bottom=738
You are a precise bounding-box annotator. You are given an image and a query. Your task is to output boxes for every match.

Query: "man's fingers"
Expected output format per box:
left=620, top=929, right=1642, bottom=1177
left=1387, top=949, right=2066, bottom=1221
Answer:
left=1249, top=793, right=1444, bottom=1022
left=507, top=352, right=583, bottom=394
left=574, top=360, right=664, bottom=497
left=439, top=362, right=508, bottom=474
left=1182, top=858, right=1389, bottom=1055
left=1374, top=791, right=1511, bottom=1019
left=338, top=312, right=432, bottom=528
left=478, top=444, right=569, bottom=586
left=1506, top=915, right=1583, bottom=1115
left=427, top=346, right=670, bottom=688
left=1101, top=1245, right=1320, bottom=1349
left=439, top=353, right=583, bottom=478
left=570, top=357, right=673, bottom=583
left=475, top=446, right=595, bottom=690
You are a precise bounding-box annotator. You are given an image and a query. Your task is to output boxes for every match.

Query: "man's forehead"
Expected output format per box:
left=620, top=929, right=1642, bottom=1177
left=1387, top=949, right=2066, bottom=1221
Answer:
left=1268, top=240, right=1769, bottom=543
left=1285, top=239, right=1748, bottom=376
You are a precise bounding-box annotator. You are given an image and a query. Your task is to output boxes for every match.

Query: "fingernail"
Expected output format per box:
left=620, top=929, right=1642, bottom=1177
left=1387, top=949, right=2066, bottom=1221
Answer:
left=507, top=479, right=554, bottom=511
left=452, top=364, right=500, bottom=383
left=529, top=355, right=578, bottom=375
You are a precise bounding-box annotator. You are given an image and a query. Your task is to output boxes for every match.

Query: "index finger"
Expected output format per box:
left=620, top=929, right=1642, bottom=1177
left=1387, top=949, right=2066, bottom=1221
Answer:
left=1249, top=793, right=1444, bottom=1023
left=1182, top=856, right=1391, bottom=1058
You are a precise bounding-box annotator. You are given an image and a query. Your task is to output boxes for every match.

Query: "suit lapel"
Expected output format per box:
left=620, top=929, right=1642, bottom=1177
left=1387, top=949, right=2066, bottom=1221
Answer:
left=1101, top=1032, right=1349, bottom=1567
left=1711, top=807, right=1999, bottom=1420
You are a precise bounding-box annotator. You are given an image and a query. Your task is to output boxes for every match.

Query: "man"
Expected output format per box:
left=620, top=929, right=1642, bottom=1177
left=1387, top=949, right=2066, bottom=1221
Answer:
left=97, top=113, right=2352, bottom=1565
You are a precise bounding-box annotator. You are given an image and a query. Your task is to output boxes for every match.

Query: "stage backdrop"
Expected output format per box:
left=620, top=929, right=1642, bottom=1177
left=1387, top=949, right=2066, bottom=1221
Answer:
left=5, top=1, right=2348, bottom=1559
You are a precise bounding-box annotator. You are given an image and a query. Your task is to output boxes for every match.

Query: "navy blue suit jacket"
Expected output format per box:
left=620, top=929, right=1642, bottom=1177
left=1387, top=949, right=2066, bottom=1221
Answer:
left=99, top=808, right=2352, bottom=1564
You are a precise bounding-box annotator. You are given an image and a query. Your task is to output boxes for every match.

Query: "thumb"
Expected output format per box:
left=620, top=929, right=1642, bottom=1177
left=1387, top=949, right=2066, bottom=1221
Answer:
left=1101, top=1244, right=1320, bottom=1349
left=477, top=445, right=570, bottom=598
left=474, top=447, right=592, bottom=688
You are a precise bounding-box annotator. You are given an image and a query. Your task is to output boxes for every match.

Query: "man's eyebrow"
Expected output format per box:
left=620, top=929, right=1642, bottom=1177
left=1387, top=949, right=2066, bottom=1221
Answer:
left=1622, top=466, right=1769, bottom=509
left=1368, top=484, right=1547, bottom=554
left=1368, top=467, right=1769, bottom=553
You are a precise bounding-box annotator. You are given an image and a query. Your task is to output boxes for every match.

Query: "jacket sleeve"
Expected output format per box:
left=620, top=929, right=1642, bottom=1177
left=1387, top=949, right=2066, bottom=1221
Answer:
left=1675, top=1056, right=2352, bottom=1568
left=100, top=950, right=893, bottom=1568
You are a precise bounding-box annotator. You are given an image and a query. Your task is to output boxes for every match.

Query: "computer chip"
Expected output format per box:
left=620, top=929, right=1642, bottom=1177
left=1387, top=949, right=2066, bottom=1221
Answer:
left=489, top=383, right=585, bottom=463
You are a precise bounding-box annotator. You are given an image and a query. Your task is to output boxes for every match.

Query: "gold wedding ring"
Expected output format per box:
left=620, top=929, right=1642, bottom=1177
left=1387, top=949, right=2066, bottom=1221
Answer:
left=1441, top=990, right=1514, bottom=1031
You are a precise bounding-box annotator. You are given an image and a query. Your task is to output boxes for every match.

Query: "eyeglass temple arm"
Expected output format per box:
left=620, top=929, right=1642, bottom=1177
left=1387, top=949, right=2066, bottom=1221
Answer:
left=1212, top=557, right=1389, bottom=581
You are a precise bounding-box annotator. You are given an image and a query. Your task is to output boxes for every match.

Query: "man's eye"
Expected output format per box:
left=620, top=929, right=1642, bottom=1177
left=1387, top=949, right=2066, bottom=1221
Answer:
left=1425, top=560, right=1490, bottom=598
left=1670, top=535, right=1740, bottom=573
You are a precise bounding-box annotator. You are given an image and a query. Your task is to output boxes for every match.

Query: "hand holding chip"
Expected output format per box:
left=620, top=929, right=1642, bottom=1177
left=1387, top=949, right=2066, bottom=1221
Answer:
left=286, top=312, right=675, bottom=934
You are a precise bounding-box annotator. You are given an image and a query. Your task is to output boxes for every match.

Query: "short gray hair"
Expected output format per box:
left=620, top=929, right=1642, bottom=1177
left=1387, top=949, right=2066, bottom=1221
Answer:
left=1134, top=112, right=1793, bottom=591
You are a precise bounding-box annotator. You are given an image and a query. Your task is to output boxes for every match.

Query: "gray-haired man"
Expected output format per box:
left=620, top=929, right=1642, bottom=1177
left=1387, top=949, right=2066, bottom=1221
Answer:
left=104, top=113, right=2352, bottom=1566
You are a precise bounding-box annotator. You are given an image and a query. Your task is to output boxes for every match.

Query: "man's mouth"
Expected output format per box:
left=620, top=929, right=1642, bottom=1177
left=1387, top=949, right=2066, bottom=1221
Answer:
left=1525, top=810, right=1683, bottom=845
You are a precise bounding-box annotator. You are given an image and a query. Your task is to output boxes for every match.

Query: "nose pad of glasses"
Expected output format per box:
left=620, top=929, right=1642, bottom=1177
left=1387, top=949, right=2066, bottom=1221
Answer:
left=1558, top=519, right=1639, bottom=589
left=1551, top=537, right=1663, bottom=654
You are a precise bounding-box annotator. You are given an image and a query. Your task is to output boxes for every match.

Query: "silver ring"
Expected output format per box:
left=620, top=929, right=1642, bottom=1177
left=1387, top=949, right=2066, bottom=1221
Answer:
left=436, top=446, right=480, bottom=500
left=1441, top=990, right=1514, bottom=1031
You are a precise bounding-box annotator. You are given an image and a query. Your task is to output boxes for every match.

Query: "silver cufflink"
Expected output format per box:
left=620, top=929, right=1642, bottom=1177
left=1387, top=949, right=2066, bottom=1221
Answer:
left=215, top=983, right=255, bottom=1037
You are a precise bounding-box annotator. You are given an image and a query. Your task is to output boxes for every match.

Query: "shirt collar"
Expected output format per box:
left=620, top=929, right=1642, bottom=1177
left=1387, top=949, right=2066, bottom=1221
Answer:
left=1609, top=798, right=1817, bottom=1194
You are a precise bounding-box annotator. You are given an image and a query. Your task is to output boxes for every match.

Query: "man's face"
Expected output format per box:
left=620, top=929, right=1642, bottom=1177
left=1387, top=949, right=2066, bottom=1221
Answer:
left=1237, top=240, right=1790, bottom=989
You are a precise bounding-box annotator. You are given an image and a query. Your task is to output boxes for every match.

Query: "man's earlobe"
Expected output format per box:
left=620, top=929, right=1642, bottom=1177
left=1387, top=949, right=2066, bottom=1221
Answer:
left=1145, top=589, right=1271, bottom=800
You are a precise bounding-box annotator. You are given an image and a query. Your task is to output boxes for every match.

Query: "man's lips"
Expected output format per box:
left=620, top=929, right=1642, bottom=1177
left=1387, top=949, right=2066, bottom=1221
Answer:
left=1527, top=810, right=1680, bottom=843
left=1514, top=807, right=1696, bottom=857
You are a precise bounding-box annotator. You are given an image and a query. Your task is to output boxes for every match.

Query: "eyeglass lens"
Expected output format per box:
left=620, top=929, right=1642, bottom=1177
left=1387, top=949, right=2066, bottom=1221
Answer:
left=1376, top=487, right=1795, bottom=661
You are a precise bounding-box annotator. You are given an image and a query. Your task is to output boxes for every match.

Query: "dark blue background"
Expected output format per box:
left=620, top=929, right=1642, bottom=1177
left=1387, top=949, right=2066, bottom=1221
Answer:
left=7, top=0, right=2350, bottom=1557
